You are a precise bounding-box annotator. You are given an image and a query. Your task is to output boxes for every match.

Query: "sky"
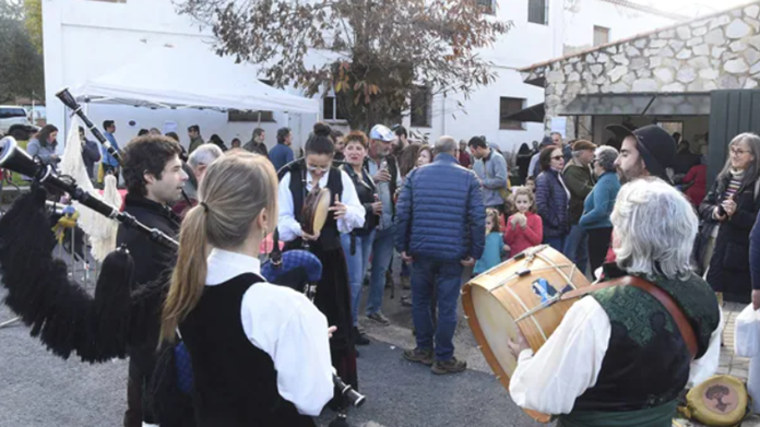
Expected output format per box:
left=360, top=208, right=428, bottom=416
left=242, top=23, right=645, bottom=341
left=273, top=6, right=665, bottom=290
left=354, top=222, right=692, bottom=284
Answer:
left=633, top=0, right=755, bottom=18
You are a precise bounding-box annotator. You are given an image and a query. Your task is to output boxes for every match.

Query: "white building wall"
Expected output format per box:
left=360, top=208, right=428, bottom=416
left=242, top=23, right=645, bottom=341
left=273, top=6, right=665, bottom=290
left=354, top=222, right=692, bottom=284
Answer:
left=43, top=0, right=678, bottom=154
left=408, top=0, right=679, bottom=153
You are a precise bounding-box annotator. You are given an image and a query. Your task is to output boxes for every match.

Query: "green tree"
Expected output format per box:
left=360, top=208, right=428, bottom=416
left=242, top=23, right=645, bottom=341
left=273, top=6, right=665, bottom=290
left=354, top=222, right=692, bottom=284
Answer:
left=177, top=0, right=512, bottom=129
left=0, top=0, right=44, bottom=103
left=24, top=0, right=43, bottom=54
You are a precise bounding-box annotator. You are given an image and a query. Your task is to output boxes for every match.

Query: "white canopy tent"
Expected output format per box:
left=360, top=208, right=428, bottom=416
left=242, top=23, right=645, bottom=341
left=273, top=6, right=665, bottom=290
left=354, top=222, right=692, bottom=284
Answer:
left=71, top=44, right=319, bottom=114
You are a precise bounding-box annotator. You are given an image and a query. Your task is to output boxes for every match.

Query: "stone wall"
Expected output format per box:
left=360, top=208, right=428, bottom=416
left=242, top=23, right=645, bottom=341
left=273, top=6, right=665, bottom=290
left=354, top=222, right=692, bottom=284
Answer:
left=521, top=2, right=760, bottom=136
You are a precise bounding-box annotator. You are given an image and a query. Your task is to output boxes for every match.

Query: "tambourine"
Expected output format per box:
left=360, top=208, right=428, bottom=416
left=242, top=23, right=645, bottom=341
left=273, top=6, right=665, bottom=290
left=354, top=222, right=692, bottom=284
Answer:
left=300, top=187, right=331, bottom=236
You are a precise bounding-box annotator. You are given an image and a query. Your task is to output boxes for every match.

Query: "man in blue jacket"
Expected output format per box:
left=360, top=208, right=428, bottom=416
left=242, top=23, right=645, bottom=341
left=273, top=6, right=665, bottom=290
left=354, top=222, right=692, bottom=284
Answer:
left=268, top=127, right=294, bottom=172
left=395, top=136, right=486, bottom=375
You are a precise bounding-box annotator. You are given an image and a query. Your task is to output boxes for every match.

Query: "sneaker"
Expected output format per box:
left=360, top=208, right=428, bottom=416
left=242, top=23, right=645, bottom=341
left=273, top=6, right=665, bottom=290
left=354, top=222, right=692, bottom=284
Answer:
left=431, top=357, right=467, bottom=375
left=403, top=347, right=434, bottom=366
left=401, top=276, right=411, bottom=290
left=353, top=326, right=370, bottom=346
left=367, top=311, right=391, bottom=326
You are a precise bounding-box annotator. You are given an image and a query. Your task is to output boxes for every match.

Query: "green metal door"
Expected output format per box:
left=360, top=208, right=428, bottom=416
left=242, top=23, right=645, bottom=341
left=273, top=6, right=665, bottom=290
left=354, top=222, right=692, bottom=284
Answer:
left=708, top=90, right=760, bottom=185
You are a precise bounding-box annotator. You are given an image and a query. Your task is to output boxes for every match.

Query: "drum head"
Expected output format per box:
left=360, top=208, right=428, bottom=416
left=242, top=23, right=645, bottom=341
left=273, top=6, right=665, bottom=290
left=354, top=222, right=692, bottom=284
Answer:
left=471, top=285, right=520, bottom=378
left=311, top=188, right=331, bottom=234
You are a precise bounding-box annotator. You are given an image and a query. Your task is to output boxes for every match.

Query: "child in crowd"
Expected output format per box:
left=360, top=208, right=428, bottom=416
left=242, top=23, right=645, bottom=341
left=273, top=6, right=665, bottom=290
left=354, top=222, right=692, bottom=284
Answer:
left=503, top=186, right=543, bottom=258
left=525, top=176, right=536, bottom=193
left=474, top=208, right=506, bottom=275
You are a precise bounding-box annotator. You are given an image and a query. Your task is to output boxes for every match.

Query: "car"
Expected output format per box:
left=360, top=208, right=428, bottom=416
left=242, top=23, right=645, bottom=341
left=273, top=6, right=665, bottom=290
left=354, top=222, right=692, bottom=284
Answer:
left=0, top=106, right=37, bottom=140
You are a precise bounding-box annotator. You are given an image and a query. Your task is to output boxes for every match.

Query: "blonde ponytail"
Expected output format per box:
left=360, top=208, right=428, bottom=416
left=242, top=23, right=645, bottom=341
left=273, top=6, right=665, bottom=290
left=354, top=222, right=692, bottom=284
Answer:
left=159, top=152, right=278, bottom=344
left=160, top=206, right=208, bottom=343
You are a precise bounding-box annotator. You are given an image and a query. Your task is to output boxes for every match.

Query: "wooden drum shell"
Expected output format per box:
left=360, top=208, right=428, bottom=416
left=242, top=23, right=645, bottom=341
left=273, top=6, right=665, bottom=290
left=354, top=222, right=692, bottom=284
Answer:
left=462, top=245, right=591, bottom=423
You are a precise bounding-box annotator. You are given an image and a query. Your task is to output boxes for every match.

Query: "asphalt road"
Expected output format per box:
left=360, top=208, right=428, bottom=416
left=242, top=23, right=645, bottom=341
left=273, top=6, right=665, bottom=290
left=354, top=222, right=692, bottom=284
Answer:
left=0, top=256, right=544, bottom=427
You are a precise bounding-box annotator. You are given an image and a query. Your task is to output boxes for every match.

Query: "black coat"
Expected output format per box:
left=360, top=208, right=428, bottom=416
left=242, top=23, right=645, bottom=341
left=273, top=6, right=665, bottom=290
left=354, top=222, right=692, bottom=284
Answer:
left=116, top=194, right=181, bottom=367
left=699, top=173, right=760, bottom=301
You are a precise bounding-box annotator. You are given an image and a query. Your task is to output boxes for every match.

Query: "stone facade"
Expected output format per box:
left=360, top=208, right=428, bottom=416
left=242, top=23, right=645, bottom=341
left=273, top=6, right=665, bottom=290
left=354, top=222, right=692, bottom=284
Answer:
left=521, top=2, right=760, bottom=137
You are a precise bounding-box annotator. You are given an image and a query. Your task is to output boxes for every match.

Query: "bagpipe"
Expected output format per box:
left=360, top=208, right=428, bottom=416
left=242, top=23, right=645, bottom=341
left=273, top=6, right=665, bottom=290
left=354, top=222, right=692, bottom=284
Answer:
left=0, top=135, right=365, bottom=410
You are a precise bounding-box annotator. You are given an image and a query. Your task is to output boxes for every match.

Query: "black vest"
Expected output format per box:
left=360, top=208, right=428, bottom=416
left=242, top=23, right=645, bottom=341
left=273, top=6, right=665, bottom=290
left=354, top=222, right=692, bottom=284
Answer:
left=573, top=266, right=719, bottom=413
left=179, top=273, right=315, bottom=427
left=283, top=160, right=343, bottom=251
left=343, top=163, right=378, bottom=236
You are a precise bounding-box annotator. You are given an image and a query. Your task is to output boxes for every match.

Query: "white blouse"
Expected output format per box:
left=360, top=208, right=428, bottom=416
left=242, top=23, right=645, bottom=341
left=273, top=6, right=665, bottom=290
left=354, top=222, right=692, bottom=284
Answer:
left=205, top=248, right=334, bottom=416
left=509, top=296, right=723, bottom=415
left=277, top=169, right=365, bottom=242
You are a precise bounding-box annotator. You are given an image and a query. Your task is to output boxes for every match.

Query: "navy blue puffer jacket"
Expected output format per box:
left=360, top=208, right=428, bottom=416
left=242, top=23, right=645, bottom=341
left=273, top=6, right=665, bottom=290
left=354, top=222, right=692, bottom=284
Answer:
left=394, top=153, right=486, bottom=262
left=535, top=168, right=570, bottom=237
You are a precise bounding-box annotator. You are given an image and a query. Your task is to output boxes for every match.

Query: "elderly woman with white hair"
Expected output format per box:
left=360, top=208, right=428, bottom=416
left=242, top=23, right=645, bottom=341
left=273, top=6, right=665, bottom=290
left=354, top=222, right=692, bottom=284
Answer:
left=173, top=143, right=224, bottom=217
left=508, top=178, right=721, bottom=427
left=579, top=146, right=621, bottom=273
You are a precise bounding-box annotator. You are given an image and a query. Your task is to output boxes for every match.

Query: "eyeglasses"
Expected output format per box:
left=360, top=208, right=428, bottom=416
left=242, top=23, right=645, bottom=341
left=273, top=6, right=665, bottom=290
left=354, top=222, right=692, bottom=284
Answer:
left=551, top=156, right=564, bottom=160
left=306, top=164, right=330, bottom=172
left=730, top=147, right=750, bottom=156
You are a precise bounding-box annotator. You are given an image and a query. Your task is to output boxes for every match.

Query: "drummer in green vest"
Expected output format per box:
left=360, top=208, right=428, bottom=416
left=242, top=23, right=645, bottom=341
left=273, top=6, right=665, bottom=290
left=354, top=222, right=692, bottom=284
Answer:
left=508, top=178, right=721, bottom=427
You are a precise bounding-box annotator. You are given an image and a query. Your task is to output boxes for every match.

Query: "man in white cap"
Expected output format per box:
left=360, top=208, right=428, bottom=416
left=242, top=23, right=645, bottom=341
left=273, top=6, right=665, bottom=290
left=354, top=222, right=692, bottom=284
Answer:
left=363, top=124, right=401, bottom=326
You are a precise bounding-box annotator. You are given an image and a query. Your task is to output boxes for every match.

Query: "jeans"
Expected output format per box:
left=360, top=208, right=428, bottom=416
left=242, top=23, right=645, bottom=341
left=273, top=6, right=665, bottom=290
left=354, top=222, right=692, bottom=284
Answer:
left=544, top=235, right=567, bottom=254
left=367, top=225, right=395, bottom=315
left=340, top=231, right=375, bottom=326
left=563, top=224, right=589, bottom=274
left=411, top=258, right=464, bottom=361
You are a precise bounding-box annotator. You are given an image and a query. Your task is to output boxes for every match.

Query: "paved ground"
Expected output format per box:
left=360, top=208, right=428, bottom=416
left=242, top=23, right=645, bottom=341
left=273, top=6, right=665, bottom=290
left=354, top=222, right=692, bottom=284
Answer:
left=1, top=243, right=760, bottom=426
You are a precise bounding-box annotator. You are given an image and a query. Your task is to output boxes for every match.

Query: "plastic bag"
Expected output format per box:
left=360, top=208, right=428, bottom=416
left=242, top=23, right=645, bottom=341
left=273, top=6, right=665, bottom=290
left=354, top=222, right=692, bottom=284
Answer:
left=735, top=304, right=760, bottom=358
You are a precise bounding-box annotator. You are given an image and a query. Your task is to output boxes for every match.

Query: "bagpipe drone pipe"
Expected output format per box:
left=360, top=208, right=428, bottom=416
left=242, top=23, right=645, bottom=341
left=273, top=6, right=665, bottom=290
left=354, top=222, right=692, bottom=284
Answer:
left=0, top=136, right=364, bottom=422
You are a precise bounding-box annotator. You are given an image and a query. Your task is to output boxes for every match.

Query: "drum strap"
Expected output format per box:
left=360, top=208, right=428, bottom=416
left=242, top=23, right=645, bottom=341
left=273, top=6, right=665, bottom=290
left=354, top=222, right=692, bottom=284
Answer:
left=561, top=276, right=698, bottom=359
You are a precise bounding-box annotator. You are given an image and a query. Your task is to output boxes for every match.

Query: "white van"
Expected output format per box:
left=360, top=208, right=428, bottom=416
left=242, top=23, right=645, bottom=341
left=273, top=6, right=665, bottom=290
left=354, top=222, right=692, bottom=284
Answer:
left=0, top=106, right=36, bottom=140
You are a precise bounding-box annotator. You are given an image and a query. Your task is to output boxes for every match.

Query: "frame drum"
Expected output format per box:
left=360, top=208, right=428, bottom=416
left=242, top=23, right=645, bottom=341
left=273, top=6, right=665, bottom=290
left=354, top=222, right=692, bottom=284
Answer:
left=462, top=245, right=591, bottom=423
left=301, top=187, right=331, bottom=236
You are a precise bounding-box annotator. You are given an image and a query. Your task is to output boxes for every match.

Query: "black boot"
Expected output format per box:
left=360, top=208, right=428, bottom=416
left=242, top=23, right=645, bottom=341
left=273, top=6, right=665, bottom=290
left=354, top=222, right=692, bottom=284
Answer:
left=353, top=326, right=370, bottom=346
left=328, top=411, right=349, bottom=427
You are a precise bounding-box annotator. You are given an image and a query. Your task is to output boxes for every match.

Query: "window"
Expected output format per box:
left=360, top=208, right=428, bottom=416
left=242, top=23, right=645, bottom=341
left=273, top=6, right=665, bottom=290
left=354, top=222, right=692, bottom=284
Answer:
left=323, top=96, right=348, bottom=121
left=528, top=0, right=548, bottom=25
left=499, top=97, right=526, bottom=130
left=594, top=26, right=610, bottom=47
left=478, top=0, right=495, bottom=15
left=410, top=85, right=432, bottom=128
left=0, top=108, right=27, bottom=119
left=228, top=80, right=276, bottom=122
left=227, top=110, right=274, bottom=122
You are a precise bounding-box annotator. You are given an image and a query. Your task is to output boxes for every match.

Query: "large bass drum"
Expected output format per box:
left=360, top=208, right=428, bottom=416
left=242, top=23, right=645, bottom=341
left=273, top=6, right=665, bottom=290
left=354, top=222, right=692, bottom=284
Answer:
left=462, top=245, right=591, bottom=423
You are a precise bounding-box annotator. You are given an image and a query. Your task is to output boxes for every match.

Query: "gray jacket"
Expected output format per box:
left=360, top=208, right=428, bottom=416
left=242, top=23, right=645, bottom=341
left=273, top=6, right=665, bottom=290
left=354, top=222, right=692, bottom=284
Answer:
left=473, top=149, right=508, bottom=208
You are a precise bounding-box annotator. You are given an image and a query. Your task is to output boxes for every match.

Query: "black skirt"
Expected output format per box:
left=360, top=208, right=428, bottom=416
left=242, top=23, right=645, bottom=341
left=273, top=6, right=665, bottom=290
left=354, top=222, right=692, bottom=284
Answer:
left=309, top=244, right=358, bottom=409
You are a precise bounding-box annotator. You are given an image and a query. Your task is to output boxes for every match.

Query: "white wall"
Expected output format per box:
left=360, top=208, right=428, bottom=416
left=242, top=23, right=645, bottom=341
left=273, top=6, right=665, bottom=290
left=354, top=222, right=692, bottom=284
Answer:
left=43, top=0, right=678, bottom=154
left=562, top=0, right=677, bottom=52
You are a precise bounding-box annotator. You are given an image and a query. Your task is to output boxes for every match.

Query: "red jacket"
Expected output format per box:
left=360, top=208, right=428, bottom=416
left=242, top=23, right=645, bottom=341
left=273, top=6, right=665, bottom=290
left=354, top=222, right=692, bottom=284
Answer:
left=683, top=164, right=707, bottom=208
left=503, top=212, right=543, bottom=256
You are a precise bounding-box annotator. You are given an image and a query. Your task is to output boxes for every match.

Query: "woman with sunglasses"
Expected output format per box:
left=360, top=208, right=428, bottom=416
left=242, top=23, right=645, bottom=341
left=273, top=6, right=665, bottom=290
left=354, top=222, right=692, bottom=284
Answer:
left=699, top=133, right=760, bottom=304
left=535, top=146, right=570, bottom=253
left=278, top=122, right=365, bottom=427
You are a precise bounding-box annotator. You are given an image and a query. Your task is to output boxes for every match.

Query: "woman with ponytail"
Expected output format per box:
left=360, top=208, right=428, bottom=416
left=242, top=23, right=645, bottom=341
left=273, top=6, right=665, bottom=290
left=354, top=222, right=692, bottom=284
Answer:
left=160, top=151, right=334, bottom=426
left=278, top=122, right=366, bottom=427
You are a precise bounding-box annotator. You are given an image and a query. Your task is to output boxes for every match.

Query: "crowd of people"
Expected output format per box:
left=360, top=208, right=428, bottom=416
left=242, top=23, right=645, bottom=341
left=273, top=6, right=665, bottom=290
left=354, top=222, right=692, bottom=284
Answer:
left=5, top=115, right=760, bottom=427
